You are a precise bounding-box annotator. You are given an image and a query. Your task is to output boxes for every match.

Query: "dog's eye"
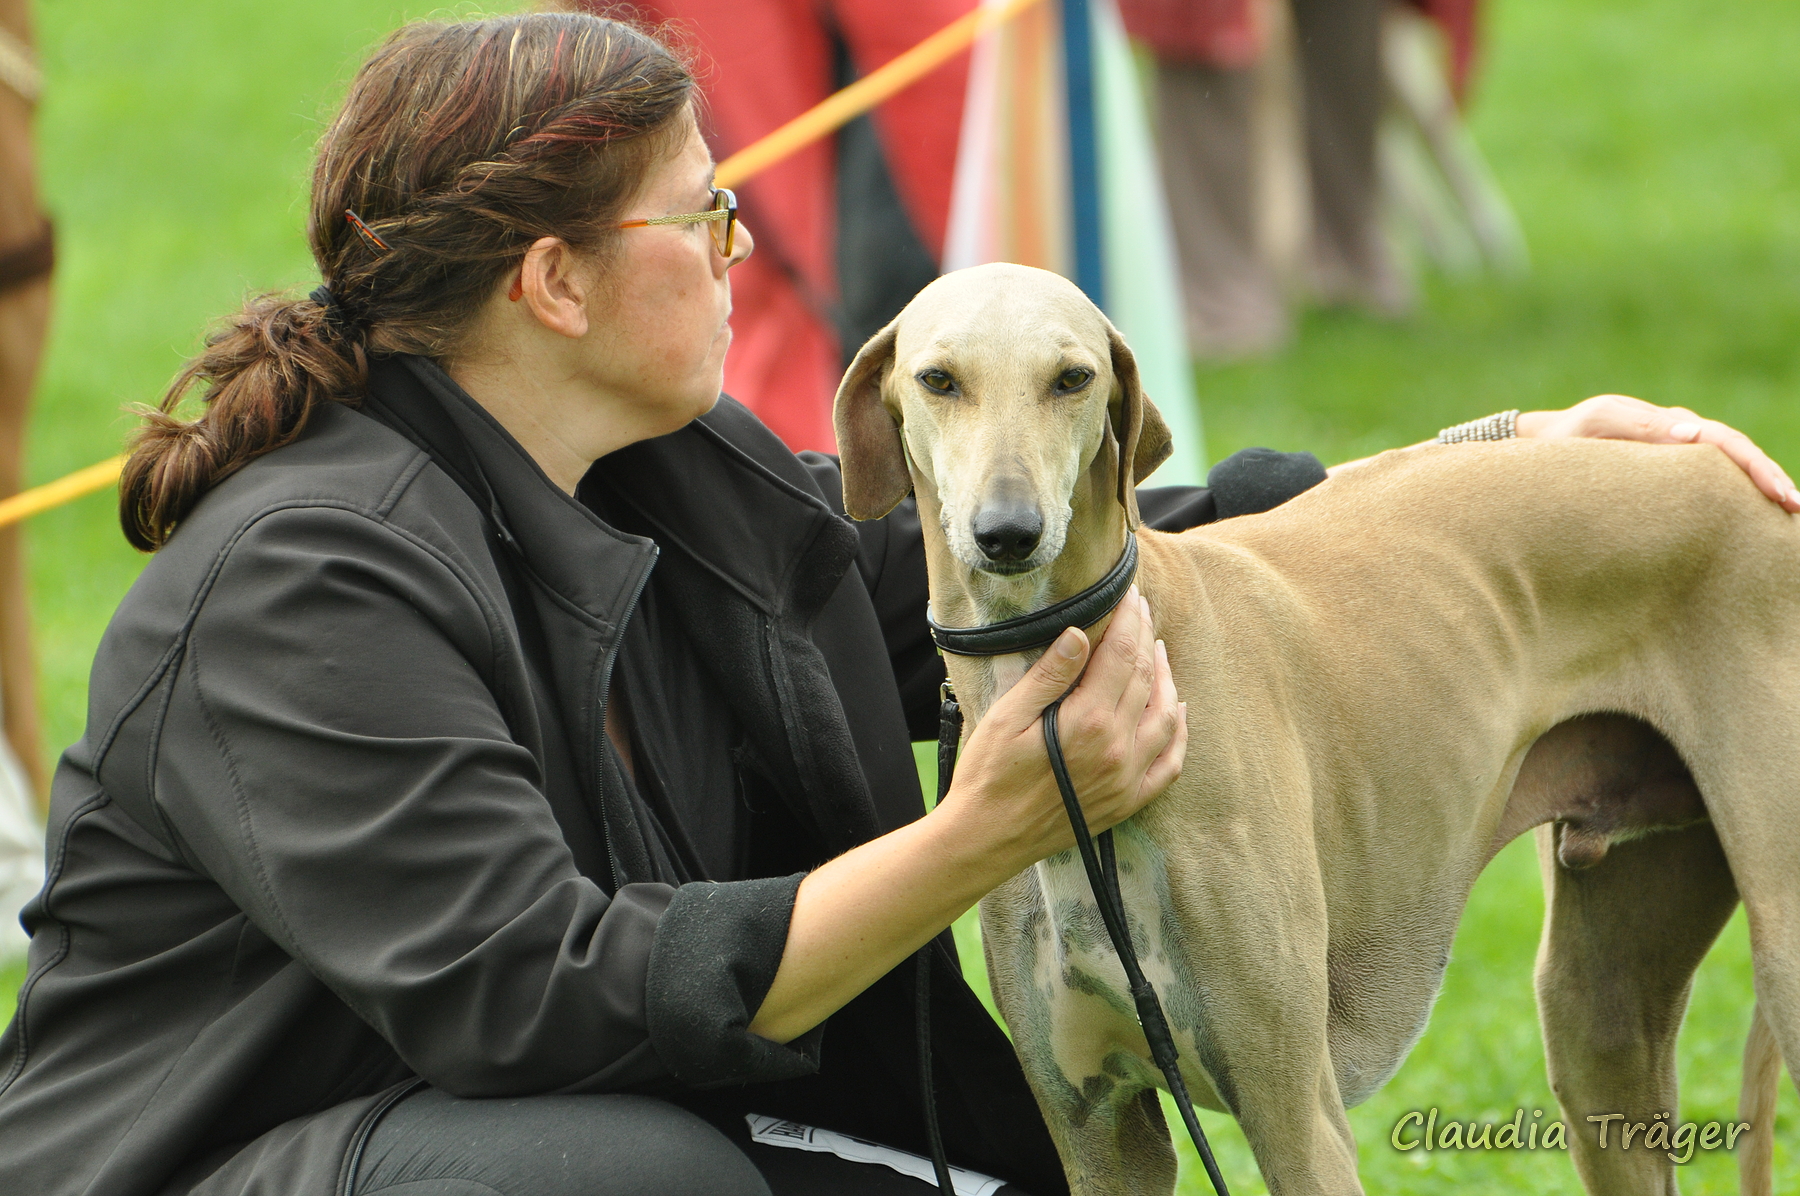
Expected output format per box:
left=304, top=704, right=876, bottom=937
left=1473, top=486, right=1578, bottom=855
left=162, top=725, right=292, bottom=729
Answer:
left=918, top=370, right=957, bottom=394
left=1055, top=367, right=1093, bottom=393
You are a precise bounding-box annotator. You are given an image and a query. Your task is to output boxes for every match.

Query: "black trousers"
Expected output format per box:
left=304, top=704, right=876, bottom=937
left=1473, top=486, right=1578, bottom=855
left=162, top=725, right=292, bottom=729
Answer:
left=348, top=1087, right=1033, bottom=1196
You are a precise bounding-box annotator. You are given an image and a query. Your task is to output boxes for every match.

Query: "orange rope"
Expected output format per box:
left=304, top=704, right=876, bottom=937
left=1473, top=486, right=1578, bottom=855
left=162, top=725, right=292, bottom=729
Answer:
left=0, top=455, right=124, bottom=529
left=6, top=0, right=1045, bottom=531
left=715, top=0, right=1044, bottom=188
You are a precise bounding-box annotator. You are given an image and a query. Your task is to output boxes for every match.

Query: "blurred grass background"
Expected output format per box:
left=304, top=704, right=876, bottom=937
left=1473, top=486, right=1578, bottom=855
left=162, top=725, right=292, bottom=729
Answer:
left=6, top=0, right=1798, bottom=1190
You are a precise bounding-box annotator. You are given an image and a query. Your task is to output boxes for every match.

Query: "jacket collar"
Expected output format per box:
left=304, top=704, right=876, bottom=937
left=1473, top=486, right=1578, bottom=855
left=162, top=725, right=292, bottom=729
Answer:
left=580, top=396, right=857, bottom=621
left=360, top=355, right=659, bottom=635
left=361, top=355, right=853, bottom=625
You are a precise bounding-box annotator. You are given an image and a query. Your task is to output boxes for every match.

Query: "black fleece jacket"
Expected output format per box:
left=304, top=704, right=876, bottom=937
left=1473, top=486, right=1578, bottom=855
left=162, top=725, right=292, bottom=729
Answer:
left=0, top=354, right=1322, bottom=1196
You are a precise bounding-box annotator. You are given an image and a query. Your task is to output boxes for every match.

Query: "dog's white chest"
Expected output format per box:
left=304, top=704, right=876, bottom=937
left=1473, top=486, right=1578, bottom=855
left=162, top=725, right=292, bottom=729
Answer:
left=1030, top=823, right=1198, bottom=1091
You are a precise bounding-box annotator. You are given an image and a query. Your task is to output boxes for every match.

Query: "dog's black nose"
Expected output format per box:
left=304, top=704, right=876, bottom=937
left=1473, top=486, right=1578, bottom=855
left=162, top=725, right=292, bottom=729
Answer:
left=972, top=506, right=1043, bottom=563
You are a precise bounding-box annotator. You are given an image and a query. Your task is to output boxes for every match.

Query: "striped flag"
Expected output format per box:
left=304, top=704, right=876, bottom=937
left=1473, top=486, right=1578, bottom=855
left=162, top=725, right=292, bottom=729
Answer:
left=944, top=0, right=1206, bottom=484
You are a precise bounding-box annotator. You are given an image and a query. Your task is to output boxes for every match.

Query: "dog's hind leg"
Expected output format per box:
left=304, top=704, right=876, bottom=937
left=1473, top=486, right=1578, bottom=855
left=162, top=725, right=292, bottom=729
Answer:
left=1733, top=880, right=1800, bottom=1196
left=1737, top=1002, right=1781, bottom=1196
left=1534, top=820, right=1738, bottom=1196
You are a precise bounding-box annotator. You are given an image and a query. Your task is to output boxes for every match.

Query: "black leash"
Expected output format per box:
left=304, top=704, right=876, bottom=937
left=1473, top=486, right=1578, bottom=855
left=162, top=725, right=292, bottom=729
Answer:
left=914, top=537, right=1230, bottom=1196
left=913, top=688, right=963, bottom=1195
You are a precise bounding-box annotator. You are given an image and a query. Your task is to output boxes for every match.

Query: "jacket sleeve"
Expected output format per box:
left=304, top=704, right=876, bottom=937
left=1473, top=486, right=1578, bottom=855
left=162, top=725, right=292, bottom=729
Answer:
left=797, top=447, right=1325, bottom=738
left=152, top=504, right=818, bottom=1097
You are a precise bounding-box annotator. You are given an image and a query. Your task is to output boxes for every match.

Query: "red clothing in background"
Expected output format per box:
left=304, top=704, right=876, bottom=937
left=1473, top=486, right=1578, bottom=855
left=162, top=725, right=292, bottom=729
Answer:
left=1119, top=0, right=1479, bottom=97
left=1410, top=0, right=1480, bottom=100
left=1116, top=0, right=1259, bottom=68
left=607, top=0, right=976, bottom=452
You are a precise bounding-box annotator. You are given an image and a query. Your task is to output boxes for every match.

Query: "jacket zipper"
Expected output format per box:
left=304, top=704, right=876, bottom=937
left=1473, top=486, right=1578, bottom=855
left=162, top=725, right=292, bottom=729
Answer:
left=591, top=543, right=659, bottom=894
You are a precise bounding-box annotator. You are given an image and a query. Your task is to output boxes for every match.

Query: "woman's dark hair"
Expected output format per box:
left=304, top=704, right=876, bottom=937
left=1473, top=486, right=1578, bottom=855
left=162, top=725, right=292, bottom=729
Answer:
left=120, top=13, right=695, bottom=550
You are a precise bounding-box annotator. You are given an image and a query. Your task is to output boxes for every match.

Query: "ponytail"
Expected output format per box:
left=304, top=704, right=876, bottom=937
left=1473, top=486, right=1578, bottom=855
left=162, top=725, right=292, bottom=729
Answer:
left=119, top=292, right=366, bottom=551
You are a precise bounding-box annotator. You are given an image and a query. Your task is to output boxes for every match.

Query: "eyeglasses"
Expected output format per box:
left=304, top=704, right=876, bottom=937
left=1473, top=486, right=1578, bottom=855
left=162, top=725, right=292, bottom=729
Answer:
left=616, top=187, right=738, bottom=258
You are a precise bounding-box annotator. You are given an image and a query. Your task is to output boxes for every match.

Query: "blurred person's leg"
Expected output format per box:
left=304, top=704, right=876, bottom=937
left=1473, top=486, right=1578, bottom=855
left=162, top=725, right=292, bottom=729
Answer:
left=1125, top=0, right=1301, bottom=356
left=1290, top=0, right=1411, bottom=313
left=345, top=1091, right=772, bottom=1196
left=0, top=0, right=47, bottom=805
left=337, top=1089, right=1036, bottom=1196
left=1153, top=60, right=1291, bottom=356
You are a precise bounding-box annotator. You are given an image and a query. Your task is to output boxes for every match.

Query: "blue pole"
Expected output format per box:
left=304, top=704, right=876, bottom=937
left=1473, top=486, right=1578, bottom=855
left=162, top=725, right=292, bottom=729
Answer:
left=1060, top=0, right=1105, bottom=310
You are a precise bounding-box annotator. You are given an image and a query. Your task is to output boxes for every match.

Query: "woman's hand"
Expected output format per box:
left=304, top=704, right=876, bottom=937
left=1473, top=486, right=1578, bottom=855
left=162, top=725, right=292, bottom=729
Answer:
left=1519, top=394, right=1800, bottom=513
left=745, top=588, right=1185, bottom=1044
left=938, top=588, right=1187, bottom=874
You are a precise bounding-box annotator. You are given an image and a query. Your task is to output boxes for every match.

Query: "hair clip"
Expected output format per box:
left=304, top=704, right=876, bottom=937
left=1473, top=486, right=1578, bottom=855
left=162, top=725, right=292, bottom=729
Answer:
left=344, top=209, right=391, bottom=255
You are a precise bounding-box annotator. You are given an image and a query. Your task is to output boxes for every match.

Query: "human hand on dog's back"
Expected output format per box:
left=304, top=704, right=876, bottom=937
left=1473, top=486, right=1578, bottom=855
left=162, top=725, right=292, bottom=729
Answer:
left=938, top=586, right=1188, bottom=875
left=1517, top=394, right=1800, bottom=513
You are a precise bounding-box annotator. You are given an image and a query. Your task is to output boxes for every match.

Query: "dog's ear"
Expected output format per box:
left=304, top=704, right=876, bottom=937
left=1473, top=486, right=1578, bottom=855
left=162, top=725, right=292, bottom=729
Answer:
left=1107, top=323, right=1174, bottom=528
left=832, top=320, right=912, bottom=520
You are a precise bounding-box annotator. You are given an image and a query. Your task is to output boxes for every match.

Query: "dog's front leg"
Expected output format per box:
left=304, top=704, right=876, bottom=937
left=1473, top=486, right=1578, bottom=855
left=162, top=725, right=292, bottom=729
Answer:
left=1226, top=1055, right=1362, bottom=1196
left=1177, top=963, right=1362, bottom=1195
left=1153, top=829, right=1365, bottom=1196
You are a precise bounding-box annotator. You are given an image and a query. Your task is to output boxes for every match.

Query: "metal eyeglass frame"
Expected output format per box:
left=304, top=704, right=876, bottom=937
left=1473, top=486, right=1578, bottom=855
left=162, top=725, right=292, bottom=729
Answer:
left=616, top=187, right=738, bottom=257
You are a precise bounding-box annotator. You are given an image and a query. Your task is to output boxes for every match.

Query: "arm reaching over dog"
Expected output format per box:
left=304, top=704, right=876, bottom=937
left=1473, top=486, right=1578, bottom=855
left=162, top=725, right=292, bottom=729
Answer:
left=1516, top=394, right=1800, bottom=512
left=1329, top=393, right=1800, bottom=513
left=747, top=589, right=1184, bottom=1044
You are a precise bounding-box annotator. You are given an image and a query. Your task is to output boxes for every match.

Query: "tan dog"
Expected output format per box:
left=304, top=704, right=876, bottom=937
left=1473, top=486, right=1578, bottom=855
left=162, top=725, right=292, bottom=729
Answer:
left=833, top=262, right=1799, bottom=1196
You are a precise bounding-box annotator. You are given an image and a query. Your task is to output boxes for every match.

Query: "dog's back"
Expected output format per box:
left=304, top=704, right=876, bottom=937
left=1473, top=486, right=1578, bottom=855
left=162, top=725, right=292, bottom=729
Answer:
left=1153, top=437, right=1795, bottom=779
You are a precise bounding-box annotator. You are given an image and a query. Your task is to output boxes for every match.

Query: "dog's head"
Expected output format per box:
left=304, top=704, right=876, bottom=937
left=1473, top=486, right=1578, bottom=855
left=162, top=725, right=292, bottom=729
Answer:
left=833, top=263, right=1171, bottom=577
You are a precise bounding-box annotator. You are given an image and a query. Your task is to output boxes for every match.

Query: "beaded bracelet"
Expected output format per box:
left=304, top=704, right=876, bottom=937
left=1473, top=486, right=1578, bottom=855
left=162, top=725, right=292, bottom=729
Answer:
left=1437, top=409, right=1519, bottom=444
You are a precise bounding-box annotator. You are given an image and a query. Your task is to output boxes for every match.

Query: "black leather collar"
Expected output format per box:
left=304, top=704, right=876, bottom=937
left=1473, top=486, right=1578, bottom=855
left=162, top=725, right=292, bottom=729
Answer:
left=927, top=535, right=1139, bottom=657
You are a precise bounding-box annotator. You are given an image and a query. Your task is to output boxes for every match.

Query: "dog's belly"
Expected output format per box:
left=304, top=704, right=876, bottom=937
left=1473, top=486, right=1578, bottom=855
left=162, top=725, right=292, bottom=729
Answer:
left=1494, top=713, right=1707, bottom=868
left=1318, top=714, right=1711, bottom=1107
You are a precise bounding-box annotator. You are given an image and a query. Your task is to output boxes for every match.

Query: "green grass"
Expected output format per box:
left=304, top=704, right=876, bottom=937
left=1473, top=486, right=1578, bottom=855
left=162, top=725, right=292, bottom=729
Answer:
left=8, top=0, right=1800, bottom=1191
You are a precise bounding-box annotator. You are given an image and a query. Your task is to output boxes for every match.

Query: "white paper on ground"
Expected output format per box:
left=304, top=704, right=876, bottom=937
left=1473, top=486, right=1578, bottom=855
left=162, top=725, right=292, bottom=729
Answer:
left=746, top=1114, right=1008, bottom=1196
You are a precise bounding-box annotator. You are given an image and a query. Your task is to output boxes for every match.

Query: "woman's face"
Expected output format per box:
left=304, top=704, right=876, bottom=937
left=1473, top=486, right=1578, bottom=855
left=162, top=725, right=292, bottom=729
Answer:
left=581, top=115, right=753, bottom=437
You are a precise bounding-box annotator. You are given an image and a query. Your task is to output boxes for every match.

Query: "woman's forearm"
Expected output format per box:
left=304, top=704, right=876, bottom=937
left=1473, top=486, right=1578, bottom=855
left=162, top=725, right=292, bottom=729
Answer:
left=1328, top=398, right=1799, bottom=512
left=745, top=803, right=1009, bottom=1044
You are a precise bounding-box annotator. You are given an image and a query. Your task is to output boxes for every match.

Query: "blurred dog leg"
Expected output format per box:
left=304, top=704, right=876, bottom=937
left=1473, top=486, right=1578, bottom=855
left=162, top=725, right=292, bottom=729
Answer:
left=1143, top=0, right=1304, bottom=358
left=0, top=0, right=49, bottom=812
